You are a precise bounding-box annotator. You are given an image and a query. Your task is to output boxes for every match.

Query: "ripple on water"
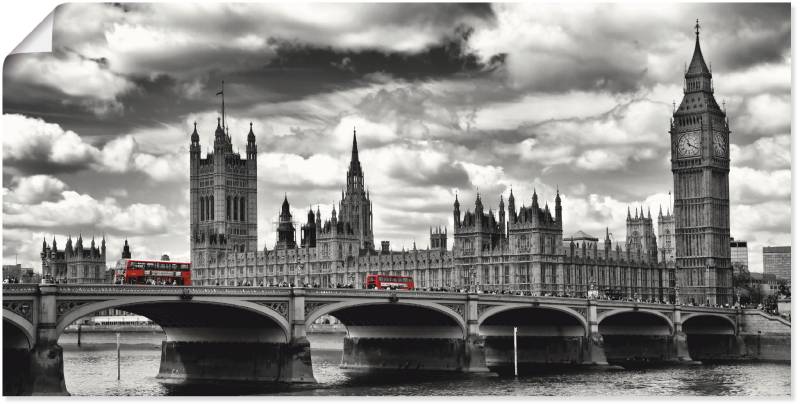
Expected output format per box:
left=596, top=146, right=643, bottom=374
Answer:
left=60, top=333, right=790, bottom=396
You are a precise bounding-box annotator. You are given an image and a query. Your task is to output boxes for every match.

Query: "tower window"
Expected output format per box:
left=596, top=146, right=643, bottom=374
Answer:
left=233, top=196, right=238, bottom=221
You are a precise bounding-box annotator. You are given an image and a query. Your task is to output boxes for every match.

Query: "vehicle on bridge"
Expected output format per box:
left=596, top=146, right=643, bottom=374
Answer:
left=113, top=259, right=192, bottom=285
left=364, top=274, right=414, bottom=290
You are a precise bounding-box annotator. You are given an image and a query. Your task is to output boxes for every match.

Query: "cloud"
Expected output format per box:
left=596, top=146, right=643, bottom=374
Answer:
left=3, top=51, right=135, bottom=115
left=3, top=190, right=171, bottom=235
left=469, top=3, right=790, bottom=93
left=3, top=113, right=99, bottom=172
left=730, top=167, right=791, bottom=205
left=4, top=175, right=68, bottom=205
left=730, top=134, right=791, bottom=170
left=3, top=114, right=188, bottom=182
left=733, top=93, right=791, bottom=140
left=132, top=153, right=189, bottom=182
left=52, top=3, right=496, bottom=79
left=257, top=152, right=345, bottom=191
left=500, top=99, right=669, bottom=172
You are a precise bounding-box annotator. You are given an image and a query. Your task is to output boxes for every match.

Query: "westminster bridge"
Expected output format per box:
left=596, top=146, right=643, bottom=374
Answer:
left=2, top=284, right=790, bottom=395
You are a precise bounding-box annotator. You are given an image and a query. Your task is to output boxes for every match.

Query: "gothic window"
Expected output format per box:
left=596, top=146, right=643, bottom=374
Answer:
left=226, top=196, right=231, bottom=220
left=240, top=197, right=245, bottom=221
left=233, top=196, right=238, bottom=221
left=200, top=196, right=205, bottom=221
left=210, top=196, right=214, bottom=219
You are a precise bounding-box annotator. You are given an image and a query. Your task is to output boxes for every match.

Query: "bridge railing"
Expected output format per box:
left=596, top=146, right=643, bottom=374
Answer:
left=2, top=284, right=38, bottom=294
left=305, top=288, right=464, bottom=299
left=0, top=284, right=740, bottom=314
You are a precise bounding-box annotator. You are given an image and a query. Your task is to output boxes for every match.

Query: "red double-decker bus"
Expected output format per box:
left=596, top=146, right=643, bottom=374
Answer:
left=113, top=259, right=191, bottom=286
left=364, top=274, right=414, bottom=290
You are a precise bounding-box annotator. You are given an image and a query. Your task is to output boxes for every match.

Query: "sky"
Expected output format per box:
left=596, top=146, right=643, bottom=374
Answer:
left=2, top=3, right=791, bottom=273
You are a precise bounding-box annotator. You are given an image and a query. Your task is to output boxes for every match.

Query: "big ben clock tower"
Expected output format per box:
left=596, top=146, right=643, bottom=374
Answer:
left=670, top=20, right=733, bottom=305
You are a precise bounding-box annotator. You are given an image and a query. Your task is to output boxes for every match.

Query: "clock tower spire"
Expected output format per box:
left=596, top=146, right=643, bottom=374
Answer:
left=670, top=20, right=733, bottom=305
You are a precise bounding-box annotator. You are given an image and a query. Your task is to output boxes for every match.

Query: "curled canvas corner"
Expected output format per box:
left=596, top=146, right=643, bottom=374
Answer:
left=10, top=10, right=54, bottom=55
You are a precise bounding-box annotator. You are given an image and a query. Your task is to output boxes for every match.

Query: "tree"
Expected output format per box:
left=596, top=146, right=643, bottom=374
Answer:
left=764, top=294, right=778, bottom=312
left=778, top=279, right=790, bottom=298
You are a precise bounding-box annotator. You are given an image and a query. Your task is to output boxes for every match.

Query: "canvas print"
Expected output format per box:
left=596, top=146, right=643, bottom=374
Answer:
left=1, top=2, right=791, bottom=397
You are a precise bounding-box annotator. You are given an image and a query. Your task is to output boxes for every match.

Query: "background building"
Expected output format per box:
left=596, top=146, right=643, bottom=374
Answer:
left=763, top=246, right=791, bottom=281
left=2, top=264, right=40, bottom=283
left=40, top=235, right=107, bottom=283
left=730, top=238, right=749, bottom=275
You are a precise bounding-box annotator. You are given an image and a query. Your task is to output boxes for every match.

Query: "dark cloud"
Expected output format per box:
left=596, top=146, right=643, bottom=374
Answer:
left=266, top=26, right=497, bottom=81
left=386, top=160, right=471, bottom=188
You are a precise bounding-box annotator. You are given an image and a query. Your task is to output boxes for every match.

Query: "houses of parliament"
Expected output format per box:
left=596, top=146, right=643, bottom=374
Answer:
left=188, top=23, right=733, bottom=305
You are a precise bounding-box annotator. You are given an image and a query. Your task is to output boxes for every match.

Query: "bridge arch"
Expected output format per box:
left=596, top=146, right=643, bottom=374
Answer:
left=478, top=304, right=589, bottom=369
left=597, top=308, right=677, bottom=365
left=478, top=304, right=588, bottom=336
left=681, top=313, right=740, bottom=360
left=305, top=299, right=467, bottom=339
left=597, top=308, right=674, bottom=335
left=55, top=296, right=291, bottom=343
left=3, top=310, right=35, bottom=349
left=681, top=313, right=736, bottom=334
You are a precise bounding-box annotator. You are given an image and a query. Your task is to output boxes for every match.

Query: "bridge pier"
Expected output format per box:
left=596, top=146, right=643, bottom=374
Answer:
left=156, top=337, right=314, bottom=384
left=28, top=285, right=68, bottom=395
left=583, top=301, right=610, bottom=366
left=463, top=294, right=490, bottom=373
left=671, top=310, right=695, bottom=363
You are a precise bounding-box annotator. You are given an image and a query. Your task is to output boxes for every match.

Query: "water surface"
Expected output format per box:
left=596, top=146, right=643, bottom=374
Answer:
left=59, top=332, right=790, bottom=396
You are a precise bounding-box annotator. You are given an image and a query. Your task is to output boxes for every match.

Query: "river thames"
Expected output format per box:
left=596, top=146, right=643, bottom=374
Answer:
left=58, top=332, right=790, bottom=396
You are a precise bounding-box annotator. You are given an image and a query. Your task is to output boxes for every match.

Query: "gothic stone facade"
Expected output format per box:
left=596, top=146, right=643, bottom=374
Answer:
left=189, top=25, right=732, bottom=305
left=190, top=119, right=258, bottom=272
left=190, top=129, right=673, bottom=301
left=658, top=207, right=676, bottom=264
left=40, top=235, right=107, bottom=284
left=670, top=24, right=733, bottom=305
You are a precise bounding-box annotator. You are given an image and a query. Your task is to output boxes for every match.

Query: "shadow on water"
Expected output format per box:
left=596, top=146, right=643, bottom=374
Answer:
left=59, top=333, right=790, bottom=396
left=160, top=380, right=295, bottom=396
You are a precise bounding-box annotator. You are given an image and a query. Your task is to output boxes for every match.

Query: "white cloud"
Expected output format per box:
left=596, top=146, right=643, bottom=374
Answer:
left=730, top=167, right=791, bottom=205
left=4, top=52, right=134, bottom=114
left=3, top=190, right=171, bottom=235
left=4, top=114, right=189, bottom=183
left=730, top=134, right=791, bottom=170
left=132, top=153, right=190, bottom=182
left=258, top=153, right=346, bottom=189
left=734, top=93, right=791, bottom=139
left=473, top=91, right=626, bottom=130
left=720, top=59, right=790, bottom=96
left=3, top=114, right=98, bottom=166
left=5, top=175, right=68, bottom=205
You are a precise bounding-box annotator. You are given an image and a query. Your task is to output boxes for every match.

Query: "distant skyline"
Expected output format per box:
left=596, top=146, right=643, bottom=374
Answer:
left=2, top=3, right=790, bottom=272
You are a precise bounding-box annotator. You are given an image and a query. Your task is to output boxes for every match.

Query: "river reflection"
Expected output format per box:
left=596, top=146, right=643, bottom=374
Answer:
left=59, top=332, right=790, bottom=396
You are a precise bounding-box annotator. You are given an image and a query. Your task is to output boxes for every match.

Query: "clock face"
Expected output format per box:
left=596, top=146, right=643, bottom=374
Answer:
left=713, top=131, right=727, bottom=157
left=677, top=131, right=701, bottom=158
